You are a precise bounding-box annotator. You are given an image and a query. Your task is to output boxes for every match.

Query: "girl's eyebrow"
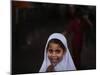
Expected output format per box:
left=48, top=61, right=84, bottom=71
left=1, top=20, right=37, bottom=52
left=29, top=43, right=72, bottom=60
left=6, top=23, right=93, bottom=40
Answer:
left=48, top=48, right=62, bottom=50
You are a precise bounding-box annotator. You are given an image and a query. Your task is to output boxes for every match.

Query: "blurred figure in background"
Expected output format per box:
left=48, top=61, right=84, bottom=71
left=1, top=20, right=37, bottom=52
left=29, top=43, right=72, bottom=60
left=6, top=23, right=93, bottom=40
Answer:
left=62, top=5, right=93, bottom=69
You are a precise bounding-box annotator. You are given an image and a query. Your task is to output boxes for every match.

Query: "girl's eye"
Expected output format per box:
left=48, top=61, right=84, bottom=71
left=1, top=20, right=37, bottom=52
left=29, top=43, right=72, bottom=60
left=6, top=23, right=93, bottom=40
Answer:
left=55, top=50, right=61, bottom=54
left=48, top=49, right=53, bottom=53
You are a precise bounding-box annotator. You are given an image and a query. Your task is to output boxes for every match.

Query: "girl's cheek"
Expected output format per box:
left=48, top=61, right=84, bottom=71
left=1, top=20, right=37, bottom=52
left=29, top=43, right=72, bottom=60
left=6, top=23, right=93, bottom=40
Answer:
left=47, top=52, right=52, bottom=57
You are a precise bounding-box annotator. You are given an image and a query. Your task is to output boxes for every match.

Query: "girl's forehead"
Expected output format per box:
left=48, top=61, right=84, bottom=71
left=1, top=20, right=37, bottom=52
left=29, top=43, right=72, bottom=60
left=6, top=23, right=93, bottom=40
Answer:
left=48, top=42, right=61, bottom=48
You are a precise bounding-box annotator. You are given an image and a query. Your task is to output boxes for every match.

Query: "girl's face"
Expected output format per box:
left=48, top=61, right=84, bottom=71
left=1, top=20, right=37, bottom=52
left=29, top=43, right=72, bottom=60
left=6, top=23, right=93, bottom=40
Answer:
left=47, top=42, right=65, bottom=65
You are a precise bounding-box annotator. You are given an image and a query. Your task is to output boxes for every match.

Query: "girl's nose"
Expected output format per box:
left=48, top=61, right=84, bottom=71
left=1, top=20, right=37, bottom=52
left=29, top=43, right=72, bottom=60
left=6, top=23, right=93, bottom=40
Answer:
left=52, top=52, right=56, bottom=57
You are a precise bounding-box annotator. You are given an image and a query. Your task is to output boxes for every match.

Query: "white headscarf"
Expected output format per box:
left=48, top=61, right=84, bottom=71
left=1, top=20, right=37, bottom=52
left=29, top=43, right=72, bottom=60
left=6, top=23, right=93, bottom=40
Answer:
left=39, top=33, right=76, bottom=72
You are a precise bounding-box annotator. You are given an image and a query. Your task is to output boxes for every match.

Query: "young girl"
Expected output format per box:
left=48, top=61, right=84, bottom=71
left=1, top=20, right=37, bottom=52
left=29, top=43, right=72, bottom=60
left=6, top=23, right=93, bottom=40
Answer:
left=39, top=33, right=76, bottom=72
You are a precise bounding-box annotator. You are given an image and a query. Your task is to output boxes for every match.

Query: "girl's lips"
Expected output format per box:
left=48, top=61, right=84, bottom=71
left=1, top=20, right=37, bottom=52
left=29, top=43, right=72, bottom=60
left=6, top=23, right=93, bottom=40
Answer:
left=52, top=59, right=57, bottom=61
left=51, top=57, right=58, bottom=61
left=51, top=58, right=58, bottom=63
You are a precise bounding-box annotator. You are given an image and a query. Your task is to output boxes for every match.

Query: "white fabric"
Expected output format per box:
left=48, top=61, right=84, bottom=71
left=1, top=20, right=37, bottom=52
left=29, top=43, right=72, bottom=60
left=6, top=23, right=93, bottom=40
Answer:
left=39, top=33, right=76, bottom=72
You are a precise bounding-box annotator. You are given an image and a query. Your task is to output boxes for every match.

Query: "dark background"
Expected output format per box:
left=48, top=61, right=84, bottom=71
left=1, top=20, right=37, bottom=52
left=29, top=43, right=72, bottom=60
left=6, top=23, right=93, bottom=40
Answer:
left=12, top=1, right=96, bottom=74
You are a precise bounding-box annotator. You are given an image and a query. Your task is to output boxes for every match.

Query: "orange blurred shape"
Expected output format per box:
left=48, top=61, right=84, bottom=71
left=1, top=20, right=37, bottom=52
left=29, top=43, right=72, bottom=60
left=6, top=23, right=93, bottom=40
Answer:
left=12, top=1, right=32, bottom=8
